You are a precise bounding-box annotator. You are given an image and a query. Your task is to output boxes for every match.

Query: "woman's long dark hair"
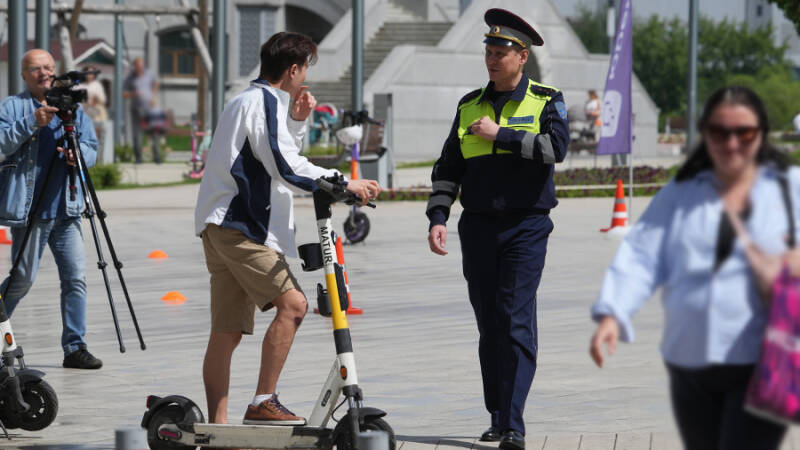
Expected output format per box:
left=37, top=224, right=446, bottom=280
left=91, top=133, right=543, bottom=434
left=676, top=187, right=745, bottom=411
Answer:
left=675, top=86, right=791, bottom=181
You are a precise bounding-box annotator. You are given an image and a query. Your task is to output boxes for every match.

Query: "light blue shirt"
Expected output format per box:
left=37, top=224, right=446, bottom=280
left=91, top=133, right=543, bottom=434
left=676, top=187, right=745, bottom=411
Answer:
left=591, top=165, right=800, bottom=368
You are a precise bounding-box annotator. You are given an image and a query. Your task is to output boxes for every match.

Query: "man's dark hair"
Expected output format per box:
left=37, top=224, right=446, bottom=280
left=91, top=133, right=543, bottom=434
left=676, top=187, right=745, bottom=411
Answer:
left=259, top=32, right=318, bottom=83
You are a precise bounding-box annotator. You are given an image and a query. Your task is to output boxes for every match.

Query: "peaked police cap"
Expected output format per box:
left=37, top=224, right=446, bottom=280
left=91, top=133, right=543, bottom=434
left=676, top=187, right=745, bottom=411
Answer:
left=483, top=8, right=544, bottom=48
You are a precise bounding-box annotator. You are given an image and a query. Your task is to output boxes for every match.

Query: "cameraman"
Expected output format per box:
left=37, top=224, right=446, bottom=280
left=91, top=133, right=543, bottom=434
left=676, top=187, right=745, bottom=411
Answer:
left=0, top=49, right=101, bottom=370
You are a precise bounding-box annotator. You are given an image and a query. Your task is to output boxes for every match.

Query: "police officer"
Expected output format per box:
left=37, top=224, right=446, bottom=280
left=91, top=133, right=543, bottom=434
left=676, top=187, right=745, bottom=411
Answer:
left=426, top=9, right=569, bottom=450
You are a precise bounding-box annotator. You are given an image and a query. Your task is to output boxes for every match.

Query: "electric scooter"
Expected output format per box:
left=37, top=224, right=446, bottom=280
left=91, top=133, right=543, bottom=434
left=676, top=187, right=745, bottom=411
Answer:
left=142, top=175, right=394, bottom=449
left=0, top=293, right=59, bottom=436
left=337, top=111, right=384, bottom=244
left=186, top=114, right=211, bottom=180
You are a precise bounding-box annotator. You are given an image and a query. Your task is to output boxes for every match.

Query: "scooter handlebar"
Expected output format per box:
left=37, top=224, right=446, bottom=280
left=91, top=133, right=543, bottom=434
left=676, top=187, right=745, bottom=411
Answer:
left=315, top=176, right=376, bottom=208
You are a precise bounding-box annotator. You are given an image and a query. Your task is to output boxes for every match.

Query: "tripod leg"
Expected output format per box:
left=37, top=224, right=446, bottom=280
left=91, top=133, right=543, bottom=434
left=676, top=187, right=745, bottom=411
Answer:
left=68, top=134, right=126, bottom=353
left=76, top=149, right=146, bottom=350
left=0, top=415, right=8, bottom=440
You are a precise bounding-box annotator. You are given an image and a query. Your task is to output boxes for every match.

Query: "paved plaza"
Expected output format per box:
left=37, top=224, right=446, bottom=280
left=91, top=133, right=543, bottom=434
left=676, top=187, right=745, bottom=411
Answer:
left=0, top=163, right=798, bottom=449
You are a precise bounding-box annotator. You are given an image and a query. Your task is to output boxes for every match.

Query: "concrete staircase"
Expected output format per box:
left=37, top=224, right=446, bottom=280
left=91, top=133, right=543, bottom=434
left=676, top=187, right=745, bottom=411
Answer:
left=310, top=20, right=453, bottom=110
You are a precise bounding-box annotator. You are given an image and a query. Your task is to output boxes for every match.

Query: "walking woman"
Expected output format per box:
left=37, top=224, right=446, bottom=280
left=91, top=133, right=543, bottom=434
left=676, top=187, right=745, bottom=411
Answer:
left=590, top=86, right=796, bottom=449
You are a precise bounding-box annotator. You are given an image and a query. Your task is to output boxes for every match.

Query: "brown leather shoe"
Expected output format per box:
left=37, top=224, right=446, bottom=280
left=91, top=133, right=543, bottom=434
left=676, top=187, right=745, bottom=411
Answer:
left=243, top=395, right=306, bottom=425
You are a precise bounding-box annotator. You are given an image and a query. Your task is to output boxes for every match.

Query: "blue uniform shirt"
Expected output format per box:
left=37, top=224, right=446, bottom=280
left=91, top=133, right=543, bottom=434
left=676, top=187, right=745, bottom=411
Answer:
left=427, top=74, right=570, bottom=227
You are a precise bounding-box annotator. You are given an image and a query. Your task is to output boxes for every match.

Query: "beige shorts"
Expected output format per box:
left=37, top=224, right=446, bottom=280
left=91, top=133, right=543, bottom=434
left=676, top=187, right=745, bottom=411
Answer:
left=201, top=223, right=303, bottom=334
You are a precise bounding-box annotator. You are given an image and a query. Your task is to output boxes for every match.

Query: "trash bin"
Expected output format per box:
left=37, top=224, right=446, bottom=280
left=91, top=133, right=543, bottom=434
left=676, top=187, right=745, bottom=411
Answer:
left=360, top=146, right=393, bottom=189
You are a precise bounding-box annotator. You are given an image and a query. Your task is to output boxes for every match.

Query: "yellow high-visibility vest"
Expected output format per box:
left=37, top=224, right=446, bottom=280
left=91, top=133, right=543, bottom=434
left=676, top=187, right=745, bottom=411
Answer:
left=457, top=78, right=556, bottom=159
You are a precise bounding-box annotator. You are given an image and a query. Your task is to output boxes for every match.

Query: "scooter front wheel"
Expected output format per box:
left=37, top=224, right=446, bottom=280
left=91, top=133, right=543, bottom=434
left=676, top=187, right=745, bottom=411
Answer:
left=333, top=416, right=395, bottom=450
left=15, top=380, right=58, bottom=431
left=343, top=211, right=370, bottom=244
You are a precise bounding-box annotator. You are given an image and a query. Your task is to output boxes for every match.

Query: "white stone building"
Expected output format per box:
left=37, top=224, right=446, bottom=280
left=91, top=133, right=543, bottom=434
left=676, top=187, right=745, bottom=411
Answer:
left=0, top=0, right=659, bottom=162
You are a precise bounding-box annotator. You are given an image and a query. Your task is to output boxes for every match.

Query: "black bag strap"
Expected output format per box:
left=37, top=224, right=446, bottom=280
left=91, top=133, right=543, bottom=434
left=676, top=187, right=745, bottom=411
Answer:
left=778, top=173, right=796, bottom=248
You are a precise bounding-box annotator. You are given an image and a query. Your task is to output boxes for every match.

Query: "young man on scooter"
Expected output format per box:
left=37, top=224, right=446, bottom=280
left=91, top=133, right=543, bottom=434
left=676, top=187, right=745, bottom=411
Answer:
left=194, top=31, right=380, bottom=425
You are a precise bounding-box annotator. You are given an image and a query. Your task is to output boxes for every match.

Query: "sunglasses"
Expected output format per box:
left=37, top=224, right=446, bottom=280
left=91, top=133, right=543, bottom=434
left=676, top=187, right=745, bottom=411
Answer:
left=705, top=124, right=760, bottom=144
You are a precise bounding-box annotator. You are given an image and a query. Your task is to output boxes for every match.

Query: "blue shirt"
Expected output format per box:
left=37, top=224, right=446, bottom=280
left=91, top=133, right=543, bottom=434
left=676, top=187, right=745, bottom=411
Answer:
left=32, top=98, right=68, bottom=219
left=591, top=165, right=800, bottom=368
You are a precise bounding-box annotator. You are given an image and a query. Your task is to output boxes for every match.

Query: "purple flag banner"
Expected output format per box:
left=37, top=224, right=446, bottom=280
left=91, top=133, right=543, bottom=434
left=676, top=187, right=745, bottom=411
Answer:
left=596, top=0, right=633, bottom=155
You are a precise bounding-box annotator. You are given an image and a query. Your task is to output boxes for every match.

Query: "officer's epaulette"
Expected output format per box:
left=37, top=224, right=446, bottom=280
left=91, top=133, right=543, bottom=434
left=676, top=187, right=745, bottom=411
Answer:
left=529, top=84, right=559, bottom=97
left=458, top=88, right=482, bottom=106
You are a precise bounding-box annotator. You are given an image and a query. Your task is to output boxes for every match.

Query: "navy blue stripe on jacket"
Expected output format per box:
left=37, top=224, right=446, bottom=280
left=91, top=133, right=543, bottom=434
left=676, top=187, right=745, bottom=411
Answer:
left=262, top=90, right=317, bottom=192
left=221, top=137, right=272, bottom=243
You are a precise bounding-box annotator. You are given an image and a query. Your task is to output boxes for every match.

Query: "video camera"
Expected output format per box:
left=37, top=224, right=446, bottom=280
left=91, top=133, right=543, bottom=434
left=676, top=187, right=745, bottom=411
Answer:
left=44, top=69, right=99, bottom=114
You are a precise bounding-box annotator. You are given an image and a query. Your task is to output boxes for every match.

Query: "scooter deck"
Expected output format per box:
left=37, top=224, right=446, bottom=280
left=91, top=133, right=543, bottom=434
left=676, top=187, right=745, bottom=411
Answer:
left=159, top=422, right=332, bottom=448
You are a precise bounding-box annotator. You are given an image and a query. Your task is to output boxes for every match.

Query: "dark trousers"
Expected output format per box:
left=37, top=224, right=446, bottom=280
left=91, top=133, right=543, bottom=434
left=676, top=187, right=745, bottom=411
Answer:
left=130, top=108, right=161, bottom=164
left=667, top=363, right=787, bottom=450
left=459, top=211, right=553, bottom=435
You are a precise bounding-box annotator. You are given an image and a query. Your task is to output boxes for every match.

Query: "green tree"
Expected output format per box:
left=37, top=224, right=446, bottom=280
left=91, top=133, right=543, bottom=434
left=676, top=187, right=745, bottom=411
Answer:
left=566, top=3, right=608, bottom=54
left=768, top=0, right=800, bottom=34
left=727, top=65, right=800, bottom=130
left=697, top=17, right=786, bottom=102
left=632, top=16, right=688, bottom=117
left=569, top=10, right=792, bottom=127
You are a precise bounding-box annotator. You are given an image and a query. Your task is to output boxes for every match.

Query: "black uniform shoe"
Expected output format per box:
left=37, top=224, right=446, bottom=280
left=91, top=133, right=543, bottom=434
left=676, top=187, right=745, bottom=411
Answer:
left=479, top=427, right=502, bottom=442
left=63, top=349, right=103, bottom=369
left=499, top=430, right=525, bottom=450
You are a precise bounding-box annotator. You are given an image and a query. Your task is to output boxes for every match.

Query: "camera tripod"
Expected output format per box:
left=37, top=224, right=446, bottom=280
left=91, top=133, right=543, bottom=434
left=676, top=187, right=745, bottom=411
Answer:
left=0, top=70, right=145, bottom=437
left=1, top=107, right=146, bottom=354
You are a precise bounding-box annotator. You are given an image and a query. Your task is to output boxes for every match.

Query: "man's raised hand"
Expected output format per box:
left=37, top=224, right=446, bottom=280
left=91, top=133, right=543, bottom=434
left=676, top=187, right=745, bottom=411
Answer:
left=291, top=86, right=317, bottom=121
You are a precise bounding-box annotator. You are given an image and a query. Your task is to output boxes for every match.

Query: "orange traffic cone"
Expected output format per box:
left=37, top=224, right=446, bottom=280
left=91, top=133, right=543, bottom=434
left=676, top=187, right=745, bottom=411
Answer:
left=149, top=250, right=168, bottom=259
left=161, top=291, right=186, bottom=304
left=0, top=226, right=11, bottom=245
left=313, top=236, right=365, bottom=316
left=335, top=236, right=363, bottom=315
left=600, top=179, right=631, bottom=236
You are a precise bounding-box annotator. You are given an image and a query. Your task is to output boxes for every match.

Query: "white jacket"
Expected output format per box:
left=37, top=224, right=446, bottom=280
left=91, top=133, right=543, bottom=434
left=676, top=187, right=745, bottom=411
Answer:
left=194, top=80, right=339, bottom=257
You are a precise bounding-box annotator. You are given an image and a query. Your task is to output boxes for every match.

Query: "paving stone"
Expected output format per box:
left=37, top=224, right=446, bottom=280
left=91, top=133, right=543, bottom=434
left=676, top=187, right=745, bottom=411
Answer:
left=542, top=434, right=580, bottom=450
left=614, top=433, right=651, bottom=450
left=577, top=433, right=616, bottom=450
left=0, top=185, right=687, bottom=447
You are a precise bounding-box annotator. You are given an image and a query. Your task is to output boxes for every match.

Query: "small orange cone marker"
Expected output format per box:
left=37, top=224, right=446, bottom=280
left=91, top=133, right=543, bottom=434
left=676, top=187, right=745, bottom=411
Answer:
left=336, top=236, right=362, bottom=315
left=161, top=291, right=186, bottom=304
left=149, top=250, right=168, bottom=259
left=0, top=226, right=12, bottom=245
left=600, top=179, right=631, bottom=237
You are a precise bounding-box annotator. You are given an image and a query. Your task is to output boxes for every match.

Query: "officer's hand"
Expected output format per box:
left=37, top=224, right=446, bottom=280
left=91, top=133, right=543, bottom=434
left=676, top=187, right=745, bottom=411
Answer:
left=35, top=105, right=59, bottom=127
left=291, top=86, right=316, bottom=121
left=428, top=224, right=448, bottom=255
left=346, top=179, right=380, bottom=206
left=590, top=316, right=619, bottom=368
left=470, top=116, right=499, bottom=141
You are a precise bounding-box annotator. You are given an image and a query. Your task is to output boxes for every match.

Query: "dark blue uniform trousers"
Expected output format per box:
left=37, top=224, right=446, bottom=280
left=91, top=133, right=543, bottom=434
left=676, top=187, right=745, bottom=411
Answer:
left=458, top=211, right=553, bottom=435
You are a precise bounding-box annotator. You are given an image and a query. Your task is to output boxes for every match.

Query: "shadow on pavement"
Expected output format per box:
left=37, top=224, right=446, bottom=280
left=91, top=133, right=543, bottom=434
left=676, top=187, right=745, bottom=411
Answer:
left=396, top=435, right=476, bottom=448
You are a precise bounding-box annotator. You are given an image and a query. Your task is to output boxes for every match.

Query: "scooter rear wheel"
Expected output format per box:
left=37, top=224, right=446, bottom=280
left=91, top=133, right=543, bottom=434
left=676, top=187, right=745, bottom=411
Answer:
left=343, top=211, right=370, bottom=244
left=333, top=416, right=395, bottom=450
left=147, top=405, right=199, bottom=450
left=16, top=380, right=58, bottom=431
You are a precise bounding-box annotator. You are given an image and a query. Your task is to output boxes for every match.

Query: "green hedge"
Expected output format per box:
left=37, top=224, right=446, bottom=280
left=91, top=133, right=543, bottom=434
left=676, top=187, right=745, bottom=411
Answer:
left=88, top=164, right=122, bottom=189
left=375, top=166, right=676, bottom=201
left=115, top=145, right=134, bottom=162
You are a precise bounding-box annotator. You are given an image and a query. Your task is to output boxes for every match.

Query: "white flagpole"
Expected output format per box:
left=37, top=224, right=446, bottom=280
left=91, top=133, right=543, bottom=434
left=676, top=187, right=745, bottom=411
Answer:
left=629, top=114, right=634, bottom=216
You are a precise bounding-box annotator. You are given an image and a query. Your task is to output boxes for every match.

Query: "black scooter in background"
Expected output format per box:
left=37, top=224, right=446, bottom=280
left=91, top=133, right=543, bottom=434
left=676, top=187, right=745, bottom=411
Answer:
left=0, top=294, right=58, bottom=436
